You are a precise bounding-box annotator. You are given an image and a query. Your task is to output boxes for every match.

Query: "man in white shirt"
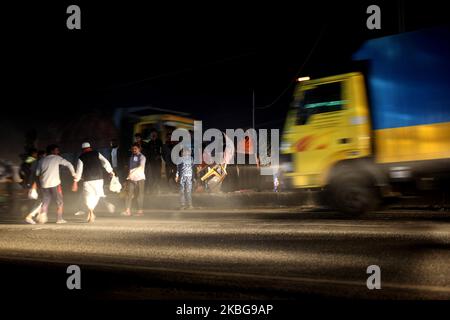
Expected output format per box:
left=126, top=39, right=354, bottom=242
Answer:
left=34, top=144, right=76, bottom=224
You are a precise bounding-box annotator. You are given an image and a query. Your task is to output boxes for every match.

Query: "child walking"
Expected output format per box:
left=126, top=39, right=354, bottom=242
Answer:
left=175, top=147, right=194, bottom=210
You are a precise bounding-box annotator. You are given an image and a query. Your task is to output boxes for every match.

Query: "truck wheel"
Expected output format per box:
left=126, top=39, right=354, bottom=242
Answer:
left=329, top=174, right=379, bottom=215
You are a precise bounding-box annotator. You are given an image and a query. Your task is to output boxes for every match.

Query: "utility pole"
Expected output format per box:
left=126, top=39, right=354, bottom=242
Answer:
left=398, top=0, right=406, bottom=33
left=252, top=90, right=255, bottom=129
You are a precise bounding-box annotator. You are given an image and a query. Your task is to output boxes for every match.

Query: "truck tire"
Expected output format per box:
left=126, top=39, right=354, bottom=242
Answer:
left=328, top=173, right=379, bottom=215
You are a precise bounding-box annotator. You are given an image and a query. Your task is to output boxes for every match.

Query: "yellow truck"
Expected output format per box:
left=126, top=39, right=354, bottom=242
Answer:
left=281, top=28, right=450, bottom=214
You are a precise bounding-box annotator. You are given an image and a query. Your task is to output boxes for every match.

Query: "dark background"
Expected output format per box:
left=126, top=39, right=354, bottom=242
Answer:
left=2, top=0, right=450, bottom=161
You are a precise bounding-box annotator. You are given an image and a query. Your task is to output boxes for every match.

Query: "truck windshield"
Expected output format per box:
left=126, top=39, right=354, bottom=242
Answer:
left=296, top=82, right=345, bottom=125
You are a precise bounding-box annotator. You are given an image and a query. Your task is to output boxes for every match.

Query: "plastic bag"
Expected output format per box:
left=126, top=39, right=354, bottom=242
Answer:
left=109, top=176, right=122, bottom=193
left=28, top=188, right=38, bottom=200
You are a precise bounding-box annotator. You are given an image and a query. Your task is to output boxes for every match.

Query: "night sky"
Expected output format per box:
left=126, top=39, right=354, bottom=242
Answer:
left=2, top=0, right=449, bottom=161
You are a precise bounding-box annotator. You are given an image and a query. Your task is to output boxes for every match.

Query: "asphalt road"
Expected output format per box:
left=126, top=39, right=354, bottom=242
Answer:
left=0, top=208, right=449, bottom=300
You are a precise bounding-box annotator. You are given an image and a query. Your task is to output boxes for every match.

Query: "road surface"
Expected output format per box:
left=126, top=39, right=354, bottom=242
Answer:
left=0, top=208, right=449, bottom=300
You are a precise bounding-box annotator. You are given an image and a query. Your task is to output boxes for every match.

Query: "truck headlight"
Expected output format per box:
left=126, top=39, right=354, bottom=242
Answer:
left=280, top=154, right=294, bottom=173
left=280, top=141, right=292, bottom=153
left=281, top=162, right=293, bottom=173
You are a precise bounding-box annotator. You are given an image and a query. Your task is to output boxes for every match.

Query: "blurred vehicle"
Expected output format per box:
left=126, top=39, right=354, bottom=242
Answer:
left=133, top=112, right=196, bottom=185
left=197, top=132, right=235, bottom=192
left=133, top=113, right=195, bottom=141
left=281, top=27, right=450, bottom=214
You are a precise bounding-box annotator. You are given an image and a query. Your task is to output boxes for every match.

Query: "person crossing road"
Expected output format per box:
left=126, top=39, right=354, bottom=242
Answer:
left=34, top=145, right=76, bottom=224
left=73, top=142, right=115, bottom=223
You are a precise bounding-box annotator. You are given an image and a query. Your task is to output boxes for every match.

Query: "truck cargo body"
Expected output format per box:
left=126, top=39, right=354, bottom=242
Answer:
left=355, top=27, right=450, bottom=165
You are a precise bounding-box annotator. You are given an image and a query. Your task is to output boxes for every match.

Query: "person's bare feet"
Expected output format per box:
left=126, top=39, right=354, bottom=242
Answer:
left=36, top=213, right=48, bottom=224
left=87, top=210, right=96, bottom=223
